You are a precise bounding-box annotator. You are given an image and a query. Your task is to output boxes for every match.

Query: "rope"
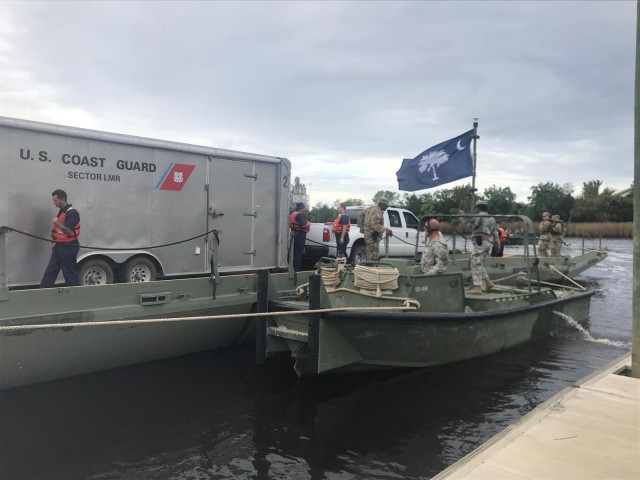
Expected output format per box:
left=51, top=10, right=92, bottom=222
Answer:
left=353, top=265, right=399, bottom=296
left=0, top=225, right=220, bottom=251
left=318, top=264, right=341, bottom=288
left=548, top=265, right=587, bottom=291
left=0, top=304, right=418, bottom=332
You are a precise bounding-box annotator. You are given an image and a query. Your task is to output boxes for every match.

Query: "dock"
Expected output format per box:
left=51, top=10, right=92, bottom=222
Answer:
left=433, top=353, right=640, bottom=480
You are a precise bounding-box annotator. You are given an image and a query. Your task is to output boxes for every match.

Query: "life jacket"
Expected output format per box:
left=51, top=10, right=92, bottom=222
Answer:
left=332, top=214, right=351, bottom=234
left=498, top=227, right=506, bottom=244
left=289, top=211, right=310, bottom=233
left=51, top=207, right=80, bottom=243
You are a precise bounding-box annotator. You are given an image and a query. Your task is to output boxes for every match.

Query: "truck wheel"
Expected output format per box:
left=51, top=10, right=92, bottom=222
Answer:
left=122, top=257, right=157, bottom=283
left=79, top=259, right=114, bottom=285
left=350, top=245, right=367, bottom=265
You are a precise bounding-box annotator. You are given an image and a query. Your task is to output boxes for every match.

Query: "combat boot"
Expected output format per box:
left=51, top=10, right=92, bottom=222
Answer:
left=467, top=286, right=483, bottom=295
left=484, top=279, right=496, bottom=292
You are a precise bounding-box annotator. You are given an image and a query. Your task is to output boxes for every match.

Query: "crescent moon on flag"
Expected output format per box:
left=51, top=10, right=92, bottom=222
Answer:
left=457, top=139, right=466, bottom=150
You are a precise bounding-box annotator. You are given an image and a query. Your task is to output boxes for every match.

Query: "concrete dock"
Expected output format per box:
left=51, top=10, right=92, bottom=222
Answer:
left=434, top=353, right=639, bottom=479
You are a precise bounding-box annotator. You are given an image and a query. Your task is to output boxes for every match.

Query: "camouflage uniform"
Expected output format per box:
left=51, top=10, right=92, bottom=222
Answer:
left=420, top=233, right=449, bottom=275
left=363, top=205, right=387, bottom=261
left=549, top=216, right=566, bottom=256
left=462, top=212, right=497, bottom=287
left=538, top=214, right=553, bottom=257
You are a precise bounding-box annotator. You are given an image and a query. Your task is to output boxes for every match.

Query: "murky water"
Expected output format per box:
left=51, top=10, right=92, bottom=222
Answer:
left=0, top=238, right=632, bottom=480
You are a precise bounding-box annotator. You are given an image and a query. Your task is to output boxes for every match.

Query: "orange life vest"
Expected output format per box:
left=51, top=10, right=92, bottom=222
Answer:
left=332, top=214, right=351, bottom=234
left=51, top=207, right=80, bottom=243
left=498, top=227, right=506, bottom=244
left=289, top=211, right=310, bottom=233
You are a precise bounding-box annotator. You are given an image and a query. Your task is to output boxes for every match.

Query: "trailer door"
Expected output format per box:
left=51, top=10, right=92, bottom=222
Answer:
left=208, top=158, right=255, bottom=271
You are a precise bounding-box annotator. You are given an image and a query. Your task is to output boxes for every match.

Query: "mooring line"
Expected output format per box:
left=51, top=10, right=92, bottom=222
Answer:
left=0, top=304, right=418, bottom=332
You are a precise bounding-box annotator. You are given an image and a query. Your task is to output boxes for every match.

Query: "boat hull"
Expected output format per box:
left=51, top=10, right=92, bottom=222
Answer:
left=0, top=275, right=258, bottom=389
left=264, top=271, right=594, bottom=376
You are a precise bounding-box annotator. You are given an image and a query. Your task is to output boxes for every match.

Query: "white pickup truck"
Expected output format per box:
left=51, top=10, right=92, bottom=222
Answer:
left=304, top=206, right=425, bottom=265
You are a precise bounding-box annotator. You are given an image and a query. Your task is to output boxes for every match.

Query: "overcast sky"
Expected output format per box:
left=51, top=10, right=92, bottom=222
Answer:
left=1, top=1, right=635, bottom=206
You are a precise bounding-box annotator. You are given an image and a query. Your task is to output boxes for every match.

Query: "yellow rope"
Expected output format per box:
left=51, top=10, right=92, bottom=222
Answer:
left=0, top=304, right=418, bottom=332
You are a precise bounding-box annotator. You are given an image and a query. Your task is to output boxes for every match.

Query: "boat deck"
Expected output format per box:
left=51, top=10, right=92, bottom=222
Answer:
left=433, top=354, right=640, bottom=479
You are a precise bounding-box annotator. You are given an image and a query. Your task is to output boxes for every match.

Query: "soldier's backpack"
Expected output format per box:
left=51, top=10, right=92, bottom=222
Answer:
left=357, top=208, right=367, bottom=230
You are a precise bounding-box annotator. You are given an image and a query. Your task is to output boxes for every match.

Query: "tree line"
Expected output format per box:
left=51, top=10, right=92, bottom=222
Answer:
left=304, top=180, right=634, bottom=224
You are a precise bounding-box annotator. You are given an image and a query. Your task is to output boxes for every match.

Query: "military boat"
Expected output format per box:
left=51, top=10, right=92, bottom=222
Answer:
left=259, top=259, right=594, bottom=376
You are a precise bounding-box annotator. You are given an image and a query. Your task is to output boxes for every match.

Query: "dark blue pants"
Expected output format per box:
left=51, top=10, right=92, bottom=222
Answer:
left=40, top=243, right=80, bottom=288
left=293, top=232, right=306, bottom=271
left=336, top=233, right=349, bottom=257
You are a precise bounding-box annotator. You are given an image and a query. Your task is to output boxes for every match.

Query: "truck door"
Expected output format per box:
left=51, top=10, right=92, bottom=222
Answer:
left=402, top=210, right=424, bottom=256
left=208, top=158, right=255, bottom=271
left=382, top=208, right=407, bottom=257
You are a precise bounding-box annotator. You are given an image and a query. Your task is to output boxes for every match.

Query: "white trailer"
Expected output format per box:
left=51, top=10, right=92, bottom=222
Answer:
left=0, top=117, right=291, bottom=287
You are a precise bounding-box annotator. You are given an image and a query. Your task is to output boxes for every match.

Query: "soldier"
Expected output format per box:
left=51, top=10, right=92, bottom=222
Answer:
left=538, top=212, right=553, bottom=257
left=458, top=200, right=499, bottom=294
left=289, top=202, right=309, bottom=271
left=420, top=219, right=449, bottom=275
left=550, top=214, right=566, bottom=256
left=361, top=198, right=393, bottom=262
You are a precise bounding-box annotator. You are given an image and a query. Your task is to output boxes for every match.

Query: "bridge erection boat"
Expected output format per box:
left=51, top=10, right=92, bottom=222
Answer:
left=259, top=259, right=594, bottom=376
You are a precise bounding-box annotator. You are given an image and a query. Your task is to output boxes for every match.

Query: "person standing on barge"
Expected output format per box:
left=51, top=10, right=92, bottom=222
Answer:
left=458, top=200, right=499, bottom=294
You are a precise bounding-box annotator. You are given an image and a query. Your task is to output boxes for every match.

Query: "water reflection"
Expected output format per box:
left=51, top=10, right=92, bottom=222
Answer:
left=0, top=239, right=632, bottom=480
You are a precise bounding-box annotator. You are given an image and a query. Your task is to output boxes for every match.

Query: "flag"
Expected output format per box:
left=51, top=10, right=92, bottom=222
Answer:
left=396, top=129, right=474, bottom=191
left=155, top=163, right=196, bottom=191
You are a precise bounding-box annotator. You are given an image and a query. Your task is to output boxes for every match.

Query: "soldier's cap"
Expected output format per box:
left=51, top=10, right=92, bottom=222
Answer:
left=474, top=199, right=487, bottom=207
left=295, top=202, right=306, bottom=210
left=552, top=214, right=560, bottom=220
left=542, top=212, right=550, bottom=217
left=377, top=197, right=390, bottom=206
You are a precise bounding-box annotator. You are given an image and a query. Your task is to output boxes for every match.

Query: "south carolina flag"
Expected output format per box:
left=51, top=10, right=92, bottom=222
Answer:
left=396, top=130, right=474, bottom=191
left=156, top=163, right=196, bottom=191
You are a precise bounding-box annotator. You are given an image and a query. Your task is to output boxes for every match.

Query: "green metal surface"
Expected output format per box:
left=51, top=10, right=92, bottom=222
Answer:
left=0, top=274, right=259, bottom=389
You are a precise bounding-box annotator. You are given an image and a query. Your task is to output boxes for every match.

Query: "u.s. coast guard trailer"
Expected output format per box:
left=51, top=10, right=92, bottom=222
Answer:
left=0, top=116, right=291, bottom=287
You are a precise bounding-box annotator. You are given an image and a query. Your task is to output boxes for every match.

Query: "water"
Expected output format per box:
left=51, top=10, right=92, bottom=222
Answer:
left=0, top=238, right=633, bottom=480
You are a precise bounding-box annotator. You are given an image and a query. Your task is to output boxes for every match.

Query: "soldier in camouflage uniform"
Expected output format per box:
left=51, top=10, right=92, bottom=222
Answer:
left=549, top=214, right=566, bottom=256
left=362, top=198, right=393, bottom=261
left=420, top=219, right=449, bottom=275
left=458, top=200, right=499, bottom=294
left=537, top=212, right=553, bottom=257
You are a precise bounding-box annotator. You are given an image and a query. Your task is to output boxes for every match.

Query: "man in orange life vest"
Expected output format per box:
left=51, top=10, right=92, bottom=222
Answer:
left=332, top=202, right=350, bottom=257
left=491, top=222, right=506, bottom=257
left=40, top=189, right=81, bottom=287
left=289, top=202, right=310, bottom=271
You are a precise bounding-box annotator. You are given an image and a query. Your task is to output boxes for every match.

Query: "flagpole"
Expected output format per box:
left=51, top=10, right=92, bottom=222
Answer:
left=469, top=117, right=479, bottom=210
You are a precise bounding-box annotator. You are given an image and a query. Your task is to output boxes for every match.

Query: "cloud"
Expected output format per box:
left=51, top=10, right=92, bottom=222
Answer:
left=0, top=0, right=635, bottom=204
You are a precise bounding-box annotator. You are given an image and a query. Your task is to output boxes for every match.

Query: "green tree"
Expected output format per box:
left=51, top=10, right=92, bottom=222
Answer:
left=581, top=180, right=602, bottom=199
left=527, top=182, right=574, bottom=220
left=372, top=190, right=401, bottom=205
left=306, top=203, right=334, bottom=223
left=483, top=185, right=517, bottom=215
left=433, top=184, right=474, bottom=213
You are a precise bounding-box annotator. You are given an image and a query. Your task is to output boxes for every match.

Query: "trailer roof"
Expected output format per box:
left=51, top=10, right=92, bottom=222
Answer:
left=0, top=116, right=289, bottom=165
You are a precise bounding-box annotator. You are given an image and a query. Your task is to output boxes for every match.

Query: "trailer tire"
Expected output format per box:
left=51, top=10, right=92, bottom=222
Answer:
left=350, top=245, right=367, bottom=265
left=79, top=259, right=114, bottom=286
left=122, top=257, right=157, bottom=283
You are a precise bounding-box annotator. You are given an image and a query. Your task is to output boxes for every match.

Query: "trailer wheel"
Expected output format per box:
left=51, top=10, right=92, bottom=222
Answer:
left=350, top=245, right=367, bottom=265
left=122, top=257, right=157, bottom=283
left=79, top=259, right=114, bottom=285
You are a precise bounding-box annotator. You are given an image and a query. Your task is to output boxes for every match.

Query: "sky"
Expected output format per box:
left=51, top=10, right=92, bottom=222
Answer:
left=0, top=1, right=636, bottom=206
